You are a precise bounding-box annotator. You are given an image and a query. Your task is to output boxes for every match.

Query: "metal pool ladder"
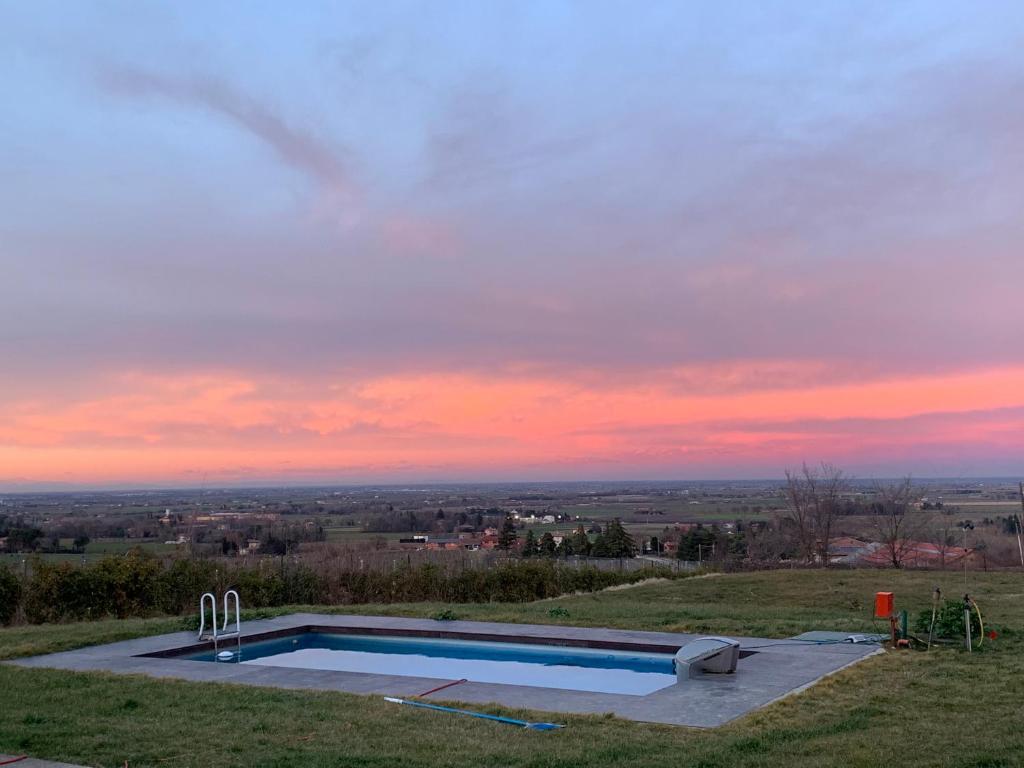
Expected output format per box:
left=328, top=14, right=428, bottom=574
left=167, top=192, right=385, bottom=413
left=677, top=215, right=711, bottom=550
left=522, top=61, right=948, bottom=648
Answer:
left=197, top=589, right=241, bottom=657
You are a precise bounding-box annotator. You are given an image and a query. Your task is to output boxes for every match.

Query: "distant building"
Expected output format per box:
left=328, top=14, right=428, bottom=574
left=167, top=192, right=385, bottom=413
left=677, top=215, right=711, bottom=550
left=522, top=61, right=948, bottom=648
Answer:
left=398, top=535, right=429, bottom=544
left=239, top=539, right=262, bottom=556
left=828, top=537, right=872, bottom=563
left=193, top=512, right=279, bottom=523
left=424, top=536, right=478, bottom=551
left=826, top=536, right=973, bottom=568
left=855, top=540, right=971, bottom=568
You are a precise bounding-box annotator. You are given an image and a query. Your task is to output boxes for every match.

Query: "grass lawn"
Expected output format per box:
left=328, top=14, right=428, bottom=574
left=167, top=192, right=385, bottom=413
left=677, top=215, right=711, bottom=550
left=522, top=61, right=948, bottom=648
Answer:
left=1, top=569, right=1023, bottom=767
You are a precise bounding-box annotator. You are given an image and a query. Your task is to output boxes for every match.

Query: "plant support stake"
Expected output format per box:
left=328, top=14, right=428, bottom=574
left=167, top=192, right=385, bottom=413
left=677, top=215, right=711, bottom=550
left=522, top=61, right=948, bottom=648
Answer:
left=963, top=594, right=972, bottom=653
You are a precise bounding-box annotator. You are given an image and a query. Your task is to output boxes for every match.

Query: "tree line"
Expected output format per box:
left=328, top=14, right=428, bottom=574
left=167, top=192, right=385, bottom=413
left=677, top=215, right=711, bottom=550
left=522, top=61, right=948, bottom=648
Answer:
left=500, top=517, right=638, bottom=559
left=0, top=551, right=680, bottom=626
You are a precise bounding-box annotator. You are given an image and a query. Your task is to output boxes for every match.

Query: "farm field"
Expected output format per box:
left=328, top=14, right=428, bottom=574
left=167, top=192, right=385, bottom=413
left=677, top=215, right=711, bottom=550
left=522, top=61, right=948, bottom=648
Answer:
left=1, top=569, right=1022, bottom=767
left=0, top=539, right=179, bottom=569
left=941, top=501, right=1024, bottom=517
left=555, top=500, right=781, bottom=523
left=323, top=527, right=406, bottom=542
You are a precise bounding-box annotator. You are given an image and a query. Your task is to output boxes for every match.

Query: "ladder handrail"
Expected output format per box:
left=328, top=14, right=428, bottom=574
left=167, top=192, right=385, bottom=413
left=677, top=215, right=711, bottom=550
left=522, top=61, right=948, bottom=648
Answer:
left=198, top=592, right=217, bottom=640
left=221, top=589, right=240, bottom=636
left=197, top=590, right=242, bottom=658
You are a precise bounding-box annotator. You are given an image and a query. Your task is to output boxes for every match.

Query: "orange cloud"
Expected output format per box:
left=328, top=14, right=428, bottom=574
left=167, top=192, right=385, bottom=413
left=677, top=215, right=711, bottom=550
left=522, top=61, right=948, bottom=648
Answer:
left=2, top=364, right=1023, bottom=485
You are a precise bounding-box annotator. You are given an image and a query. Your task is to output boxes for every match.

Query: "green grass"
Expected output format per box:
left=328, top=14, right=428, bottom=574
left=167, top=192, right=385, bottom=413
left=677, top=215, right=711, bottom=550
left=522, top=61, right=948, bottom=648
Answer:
left=0, top=617, right=186, bottom=662
left=1, top=570, right=1023, bottom=767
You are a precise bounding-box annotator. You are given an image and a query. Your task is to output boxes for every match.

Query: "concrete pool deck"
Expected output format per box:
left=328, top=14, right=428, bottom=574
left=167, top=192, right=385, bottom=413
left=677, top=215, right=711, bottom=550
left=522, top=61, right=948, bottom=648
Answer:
left=8, top=614, right=883, bottom=728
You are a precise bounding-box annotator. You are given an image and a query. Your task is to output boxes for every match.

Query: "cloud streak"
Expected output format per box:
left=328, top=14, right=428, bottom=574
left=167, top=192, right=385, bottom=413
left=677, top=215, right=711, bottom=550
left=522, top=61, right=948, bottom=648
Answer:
left=98, top=65, right=358, bottom=204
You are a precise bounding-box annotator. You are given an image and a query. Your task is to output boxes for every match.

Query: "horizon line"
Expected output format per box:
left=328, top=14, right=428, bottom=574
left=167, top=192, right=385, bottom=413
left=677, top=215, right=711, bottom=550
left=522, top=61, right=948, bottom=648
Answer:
left=1, top=474, right=1019, bottom=496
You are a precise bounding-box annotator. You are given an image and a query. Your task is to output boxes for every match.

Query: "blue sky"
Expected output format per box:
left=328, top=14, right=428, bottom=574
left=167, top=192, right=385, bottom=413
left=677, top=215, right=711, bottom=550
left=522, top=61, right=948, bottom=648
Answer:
left=2, top=2, right=1024, bottom=487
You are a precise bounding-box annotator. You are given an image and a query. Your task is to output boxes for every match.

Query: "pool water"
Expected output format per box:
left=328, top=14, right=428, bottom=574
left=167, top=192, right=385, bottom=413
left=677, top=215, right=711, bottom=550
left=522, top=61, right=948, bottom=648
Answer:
left=185, top=633, right=677, bottom=695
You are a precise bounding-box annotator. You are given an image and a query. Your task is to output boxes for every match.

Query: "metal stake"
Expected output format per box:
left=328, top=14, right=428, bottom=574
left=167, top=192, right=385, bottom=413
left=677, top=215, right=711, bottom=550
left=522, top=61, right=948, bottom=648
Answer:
left=963, top=594, right=972, bottom=653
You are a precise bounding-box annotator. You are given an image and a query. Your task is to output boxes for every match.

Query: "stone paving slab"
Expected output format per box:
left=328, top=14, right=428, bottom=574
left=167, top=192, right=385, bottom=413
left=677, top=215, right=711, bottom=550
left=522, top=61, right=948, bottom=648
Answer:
left=6, top=614, right=883, bottom=728
left=0, top=755, right=89, bottom=768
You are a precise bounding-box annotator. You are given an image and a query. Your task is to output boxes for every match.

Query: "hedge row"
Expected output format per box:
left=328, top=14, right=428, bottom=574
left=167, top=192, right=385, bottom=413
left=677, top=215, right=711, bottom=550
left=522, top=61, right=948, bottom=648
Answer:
left=0, top=554, right=674, bottom=625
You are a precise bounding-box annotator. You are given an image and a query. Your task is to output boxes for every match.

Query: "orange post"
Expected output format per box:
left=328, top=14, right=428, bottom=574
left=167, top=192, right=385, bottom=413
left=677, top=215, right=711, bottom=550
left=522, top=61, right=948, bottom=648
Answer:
left=875, top=591, right=894, bottom=618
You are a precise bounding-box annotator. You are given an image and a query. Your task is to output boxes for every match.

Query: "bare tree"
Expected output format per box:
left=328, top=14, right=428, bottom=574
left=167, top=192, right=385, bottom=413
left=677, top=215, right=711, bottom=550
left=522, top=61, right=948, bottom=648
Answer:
left=783, top=463, right=846, bottom=565
left=743, top=520, right=788, bottom=564
left=930, top=513, right=958, bottom=570
left=868, top=477, right=926, bottom=568
left=784, top=467, right=815, bottom=563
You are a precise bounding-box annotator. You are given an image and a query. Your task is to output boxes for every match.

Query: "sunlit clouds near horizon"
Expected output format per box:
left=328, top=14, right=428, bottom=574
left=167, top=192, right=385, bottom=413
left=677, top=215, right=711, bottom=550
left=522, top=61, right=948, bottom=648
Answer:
left=3, top=2, right=1024, bottom=488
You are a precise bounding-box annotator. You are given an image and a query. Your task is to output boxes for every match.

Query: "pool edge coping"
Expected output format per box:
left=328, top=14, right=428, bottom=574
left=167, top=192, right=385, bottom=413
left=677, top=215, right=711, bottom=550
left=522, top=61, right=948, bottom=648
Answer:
left=6, top=613, right=883, bottom=728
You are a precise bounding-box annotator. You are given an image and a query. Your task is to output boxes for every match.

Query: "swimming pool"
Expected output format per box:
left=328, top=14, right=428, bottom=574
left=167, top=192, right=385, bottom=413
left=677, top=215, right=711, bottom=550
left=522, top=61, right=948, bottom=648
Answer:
left=184, top=632, right=678, bottom=695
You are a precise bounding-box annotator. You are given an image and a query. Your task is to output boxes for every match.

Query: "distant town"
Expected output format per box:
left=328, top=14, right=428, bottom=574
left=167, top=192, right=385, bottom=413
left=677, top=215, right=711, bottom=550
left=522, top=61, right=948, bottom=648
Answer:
left=3, top=476, right=1022, bottom=572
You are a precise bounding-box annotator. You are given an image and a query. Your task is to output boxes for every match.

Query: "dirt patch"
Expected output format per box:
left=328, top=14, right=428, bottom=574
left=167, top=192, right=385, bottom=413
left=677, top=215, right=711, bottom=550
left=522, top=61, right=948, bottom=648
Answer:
left=600, top=577, right=672, bottom=592
left=542, top=576, right=677, bottom=601
left=540, top=571, right=720, bottom=601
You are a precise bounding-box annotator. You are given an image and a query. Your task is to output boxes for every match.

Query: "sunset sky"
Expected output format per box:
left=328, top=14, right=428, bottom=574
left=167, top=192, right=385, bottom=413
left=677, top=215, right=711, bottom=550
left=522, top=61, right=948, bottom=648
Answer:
left=3, top=2, right=1024, bottom=489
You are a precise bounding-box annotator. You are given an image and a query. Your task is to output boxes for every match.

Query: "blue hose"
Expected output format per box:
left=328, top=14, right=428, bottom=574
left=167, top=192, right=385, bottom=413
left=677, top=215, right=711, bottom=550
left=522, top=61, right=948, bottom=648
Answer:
left=384, top=697, right=563, bottom=730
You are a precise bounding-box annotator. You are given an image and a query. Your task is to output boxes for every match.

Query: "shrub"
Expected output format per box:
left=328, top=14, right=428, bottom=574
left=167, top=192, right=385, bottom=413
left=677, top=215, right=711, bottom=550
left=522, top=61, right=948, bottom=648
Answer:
left=8, top=553, right=677, bottom=625
left=0, top=565, right=21, bottom=625
left=914, top=599, right=983, bottom=641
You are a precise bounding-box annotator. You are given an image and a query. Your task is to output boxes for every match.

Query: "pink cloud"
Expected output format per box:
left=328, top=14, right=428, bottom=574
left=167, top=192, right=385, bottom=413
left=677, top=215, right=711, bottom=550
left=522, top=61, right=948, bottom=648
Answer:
left=2, top=364, right=1023, bottom=486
